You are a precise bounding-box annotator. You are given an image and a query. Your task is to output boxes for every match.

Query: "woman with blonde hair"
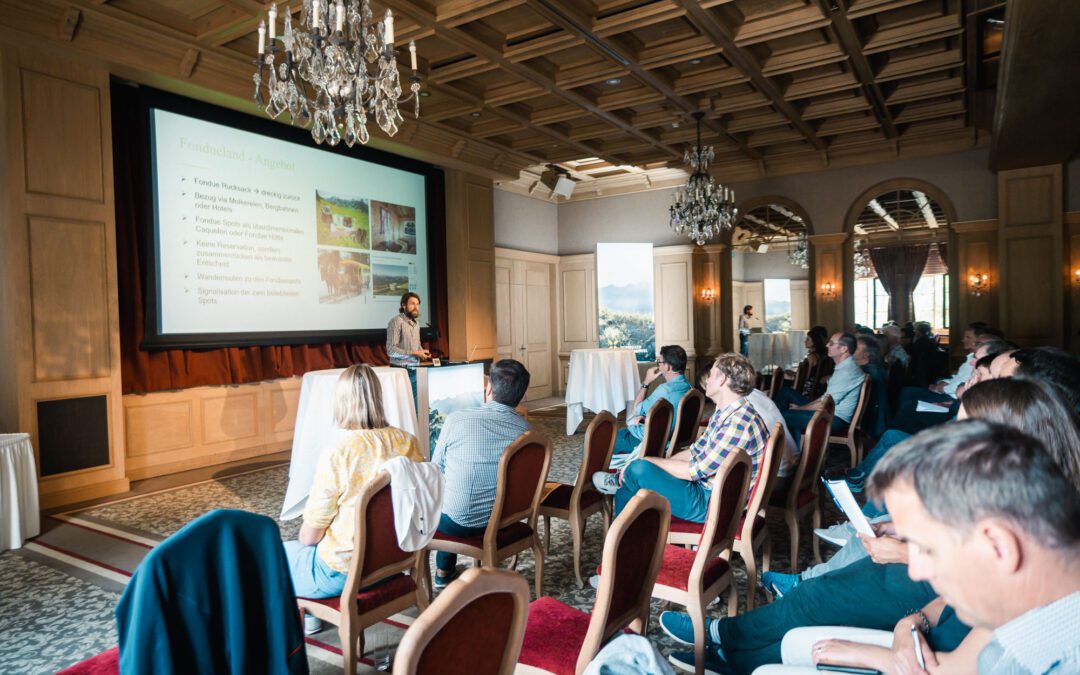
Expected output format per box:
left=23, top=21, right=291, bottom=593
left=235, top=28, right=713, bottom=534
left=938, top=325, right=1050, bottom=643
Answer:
left=284, top=364, right=422, bottom=607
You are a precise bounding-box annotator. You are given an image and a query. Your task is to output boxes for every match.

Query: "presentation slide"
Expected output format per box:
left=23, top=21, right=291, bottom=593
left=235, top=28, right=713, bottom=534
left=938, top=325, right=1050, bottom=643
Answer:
left=150, top=108, right=430, bottom=342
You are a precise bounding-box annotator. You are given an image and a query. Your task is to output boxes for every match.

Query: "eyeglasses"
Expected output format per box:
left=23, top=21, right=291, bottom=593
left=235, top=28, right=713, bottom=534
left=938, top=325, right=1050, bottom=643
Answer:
left=656, top=360, right=668, bottom=365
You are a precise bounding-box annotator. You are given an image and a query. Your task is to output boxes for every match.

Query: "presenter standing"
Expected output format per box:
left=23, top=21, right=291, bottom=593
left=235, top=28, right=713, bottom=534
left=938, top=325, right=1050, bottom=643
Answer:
left=386, top=292, right=429, bottom=404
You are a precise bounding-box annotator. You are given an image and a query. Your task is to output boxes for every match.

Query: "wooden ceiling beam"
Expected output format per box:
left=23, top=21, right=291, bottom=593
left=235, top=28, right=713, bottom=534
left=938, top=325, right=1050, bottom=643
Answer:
left=816, top=1, right=899, bottom=139
left=382, top=0, right=682, bottom=160
left=676, top=0, right=827, bottom=151
left=522, top=0, right=761, bottom=160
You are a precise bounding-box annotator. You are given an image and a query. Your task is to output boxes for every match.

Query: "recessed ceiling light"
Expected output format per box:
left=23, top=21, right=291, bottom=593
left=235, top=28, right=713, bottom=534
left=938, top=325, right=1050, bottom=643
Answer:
left=419, top=91, right=430, bottom=97
left=470, top=112, right=481, bottom=117
left=689, top=58, right=702, bottom=65
left=672, top=122, right=681, bottom=128
left=604, top=78, right=622, bottom=86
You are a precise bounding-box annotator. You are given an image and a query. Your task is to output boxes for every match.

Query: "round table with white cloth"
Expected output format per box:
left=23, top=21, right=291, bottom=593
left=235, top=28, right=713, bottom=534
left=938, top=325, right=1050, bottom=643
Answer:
left=280, top=366, right=417, bottom=520
left=747, top=331, right=808, bottom=372
left=0, top=433, right=40, bottom=552
left=564, top=348, right=642, bottom=435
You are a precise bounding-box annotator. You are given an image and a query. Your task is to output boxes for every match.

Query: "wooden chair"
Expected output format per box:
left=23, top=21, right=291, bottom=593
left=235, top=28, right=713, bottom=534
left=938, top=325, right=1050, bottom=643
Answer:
left=517, top=489, right=671, bottom=675
left=392, top=567, right=530, bottom=675
left=638, top=397, right=674, bottom=459
left=828, top=374, right=871, bottom=467
left=421, top=431, right=552, bottom=599
left=665, top=389, right=706, bottom=457
left=767, top=368, right=784, bottom=400
left=766, top=396, right=835, bottom=571
left=791, top=358, right=810, bottom=394
left=540, top=411, right=617, bottom=588
left=651, top=451, right=753, bottom=675
left=297, top=471, right=428, bottom=675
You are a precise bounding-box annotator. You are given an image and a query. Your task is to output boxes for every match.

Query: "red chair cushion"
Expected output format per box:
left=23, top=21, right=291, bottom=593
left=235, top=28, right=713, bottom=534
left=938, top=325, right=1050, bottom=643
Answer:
left=669, top=516, right=704, bottom=536
left=432, top=521, right=533, bottom=549
left=301, top=573, right=416, bottom=616
left=518, top=596, right=592, bottom=675
left=541, top=484, right=603, bottom=512
left=57, top=647, right=119, bottom=675
left=654, top=545, right=731, bottom=592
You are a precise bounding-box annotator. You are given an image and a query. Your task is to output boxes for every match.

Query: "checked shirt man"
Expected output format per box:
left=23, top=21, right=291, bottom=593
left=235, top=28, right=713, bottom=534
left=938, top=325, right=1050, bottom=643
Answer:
left=605, top=353, right=768, bottom=524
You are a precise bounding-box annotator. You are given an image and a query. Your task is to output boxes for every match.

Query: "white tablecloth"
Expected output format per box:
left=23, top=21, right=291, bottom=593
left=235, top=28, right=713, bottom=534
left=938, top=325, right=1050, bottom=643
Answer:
left=747, top=332, right=808, bottom=372
left=564, top=349, right=641, bottom=435
left=281, top=366, right=417, bottom=520
left=1, top=433, right=40, bottom=551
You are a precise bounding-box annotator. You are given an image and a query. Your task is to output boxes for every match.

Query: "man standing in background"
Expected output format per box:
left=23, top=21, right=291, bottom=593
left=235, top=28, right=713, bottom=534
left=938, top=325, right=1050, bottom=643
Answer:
left=386, top=291, right=429, bottom=402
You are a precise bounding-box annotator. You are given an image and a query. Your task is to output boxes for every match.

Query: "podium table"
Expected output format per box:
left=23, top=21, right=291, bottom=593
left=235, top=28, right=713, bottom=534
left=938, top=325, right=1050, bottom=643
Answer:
left=564, top=348, right=641, bottom=435
left=281, top=366, right=417, bottom=520
left=1, top=433, right=40, bottom=551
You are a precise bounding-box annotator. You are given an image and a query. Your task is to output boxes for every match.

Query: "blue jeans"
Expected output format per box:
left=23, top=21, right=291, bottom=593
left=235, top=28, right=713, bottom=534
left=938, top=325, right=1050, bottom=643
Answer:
left=612, top=426, right=643, bottom=454
left=740, top=333, right=749, bottom=357
left=283, top=540, right=348, bottom=599
left=435, top=513, right=486, bottom=574
left=614, top=459, right=711, bottom=523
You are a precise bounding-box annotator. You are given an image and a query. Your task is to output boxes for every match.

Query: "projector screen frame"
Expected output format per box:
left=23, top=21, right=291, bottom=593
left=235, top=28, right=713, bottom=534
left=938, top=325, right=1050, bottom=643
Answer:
left=135, top=85, right=446, bottom=352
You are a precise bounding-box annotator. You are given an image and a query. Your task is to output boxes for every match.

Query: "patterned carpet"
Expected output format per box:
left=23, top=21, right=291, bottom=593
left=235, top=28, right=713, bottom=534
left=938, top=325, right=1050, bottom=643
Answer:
left=0, top=411, right=847, bottom=674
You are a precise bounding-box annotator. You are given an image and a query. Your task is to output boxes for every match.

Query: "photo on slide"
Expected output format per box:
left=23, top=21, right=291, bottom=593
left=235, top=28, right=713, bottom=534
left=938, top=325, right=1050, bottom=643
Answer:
left=372, top=262, right=411, bottom=297
left=317, top=248, right=370, bottom=304
left=316, top=191, right=370, bottom=250
left=370, top=200, right=417, bottom=254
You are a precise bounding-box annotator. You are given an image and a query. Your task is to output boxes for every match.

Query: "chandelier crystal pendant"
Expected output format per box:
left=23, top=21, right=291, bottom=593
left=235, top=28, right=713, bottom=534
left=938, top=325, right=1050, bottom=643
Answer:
left=669, top=112, right=737, bottom=246
left=253, top=1, right=423, bottom=147
left=853, top=240, right=873, bottom=278
left=788, top=231, right=809, bottom=269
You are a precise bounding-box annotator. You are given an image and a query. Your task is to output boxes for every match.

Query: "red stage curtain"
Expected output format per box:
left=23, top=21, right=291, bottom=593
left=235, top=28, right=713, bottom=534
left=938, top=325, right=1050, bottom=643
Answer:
left=112, top=84, right=447, bottom=394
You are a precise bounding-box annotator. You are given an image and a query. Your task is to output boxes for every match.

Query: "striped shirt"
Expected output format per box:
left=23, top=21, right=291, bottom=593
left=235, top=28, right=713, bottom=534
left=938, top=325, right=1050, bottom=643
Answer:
left=432, top=401, right=532, bottom=528
left=977, top=591, right=1080, bottom=674
left=386, top=313, right=421, bottom=366
left=689, top=396, right=768, bottom=488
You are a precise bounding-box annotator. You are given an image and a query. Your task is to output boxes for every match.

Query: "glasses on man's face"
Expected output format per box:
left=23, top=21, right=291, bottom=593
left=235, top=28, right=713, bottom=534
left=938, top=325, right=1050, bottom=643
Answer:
left=657, top=360, right=667, bottom=366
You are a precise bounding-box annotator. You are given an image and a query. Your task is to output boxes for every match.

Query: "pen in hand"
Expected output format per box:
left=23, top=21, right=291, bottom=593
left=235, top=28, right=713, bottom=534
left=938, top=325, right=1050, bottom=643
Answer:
left=911, top=623, right=927, bottom=670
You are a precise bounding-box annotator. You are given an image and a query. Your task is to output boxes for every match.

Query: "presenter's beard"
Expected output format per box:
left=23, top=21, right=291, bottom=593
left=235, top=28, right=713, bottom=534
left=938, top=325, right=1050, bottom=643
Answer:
left=407, top=309, right=420, bottom=319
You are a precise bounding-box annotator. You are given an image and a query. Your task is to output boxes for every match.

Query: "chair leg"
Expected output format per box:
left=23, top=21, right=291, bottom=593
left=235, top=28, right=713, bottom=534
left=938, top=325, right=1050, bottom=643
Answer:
left=532, top=536, right=544, bottom=599
left=419, top=550, right=433, bottom=604
left=543, top=515, right=551, bottom=554
left=812, top=504, right=823, bottom=565
left=762, top=535, right=773, bottom=575
left=413, top=555, right=429, bottom=612
left=742, top=543, right=758, bottom=612
left=341, top=622, right=358, bottom=675
left=601, top=500, right=611, bottom=534
left=848, top=440, right=857, bottom=469
left=786, top=512, right=800, bottom=573
left=690, top=599, right=706, bottom=675
left=508, top=554, right=519, bottom=570
left=572, top=513, right=585, bottom=589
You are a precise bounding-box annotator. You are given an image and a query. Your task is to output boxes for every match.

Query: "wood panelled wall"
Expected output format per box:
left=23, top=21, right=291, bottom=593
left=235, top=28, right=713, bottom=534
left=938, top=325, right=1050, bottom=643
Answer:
left=692, top=245, right=733, bottom=373
left=811, top=233, right=847, bottom=334
left=0, top=45, right=129, bottom=507
left=446, top=170, right=498, bottom=362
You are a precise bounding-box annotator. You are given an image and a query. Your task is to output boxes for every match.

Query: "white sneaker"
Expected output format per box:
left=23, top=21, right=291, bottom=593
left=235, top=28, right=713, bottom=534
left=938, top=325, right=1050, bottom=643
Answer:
left=588, top=574, right=601, bottom=589
left=814, top=522, right=853, bottom=548
left=592, top=471, right=620, bottom=495
left=304, top=614, right=323, bottom=635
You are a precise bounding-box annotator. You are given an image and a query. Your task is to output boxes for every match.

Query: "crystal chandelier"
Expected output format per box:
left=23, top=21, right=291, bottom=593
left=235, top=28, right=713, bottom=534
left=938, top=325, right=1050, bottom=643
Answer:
left=788, top=231, right=809, bottom=269
left=253, top=1, right=422, bottom=147
left=853, top=240, right=873, bottom=278
left=669, top=112, right=737, bottom=246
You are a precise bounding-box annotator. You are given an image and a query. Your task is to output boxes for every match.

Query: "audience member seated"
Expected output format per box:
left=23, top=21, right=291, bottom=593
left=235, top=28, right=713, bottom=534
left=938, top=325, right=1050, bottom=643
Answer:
left=284, top=365, right=422, bottom=612
left=595, top=354, right=768, bottom=525
left=907, top=321, right=942, bottom=386
left=880, top=324, right=909, bottom=369
left=852, top=335, right=887, bottom=441
left=785, top=326, right=829, bottom=397
left=746, top=386, right=798, bottom=496
left=430, top=359, right=532, bottom=588
left=990, top=346, right=1080, bottom=409
left=774, top=332, right=862, bottom=447
left=611, top=344, right=691, bottom=455
left=870, top=421, right=1080, bottom=673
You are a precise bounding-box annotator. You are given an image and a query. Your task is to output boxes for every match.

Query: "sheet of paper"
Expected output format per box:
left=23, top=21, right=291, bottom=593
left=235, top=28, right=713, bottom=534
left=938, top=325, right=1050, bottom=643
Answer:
left=823, top=478, right=876, bottom=538
left=916, top=400, right=952, bottom=413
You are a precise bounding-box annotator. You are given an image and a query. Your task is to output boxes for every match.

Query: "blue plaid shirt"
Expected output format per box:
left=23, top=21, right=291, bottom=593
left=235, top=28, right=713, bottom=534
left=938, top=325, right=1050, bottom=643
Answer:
left=689, top=397, right=767, bottom=487
left=432, top=401, right=532, bottom=528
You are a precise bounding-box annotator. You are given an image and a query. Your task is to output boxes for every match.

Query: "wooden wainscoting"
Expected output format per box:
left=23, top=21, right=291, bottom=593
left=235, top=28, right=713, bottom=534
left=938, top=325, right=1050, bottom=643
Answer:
left=122, top=377, right=301, bottom=481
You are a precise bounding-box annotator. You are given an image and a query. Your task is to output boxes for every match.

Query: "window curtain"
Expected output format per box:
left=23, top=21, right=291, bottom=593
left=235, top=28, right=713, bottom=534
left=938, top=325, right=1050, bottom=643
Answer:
left=112, top=84, right=448, bottom=394
left=868, top=244, right=930, bottom=325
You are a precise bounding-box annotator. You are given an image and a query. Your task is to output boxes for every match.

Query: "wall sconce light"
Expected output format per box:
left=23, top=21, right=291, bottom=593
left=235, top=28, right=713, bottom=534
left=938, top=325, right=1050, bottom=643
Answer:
left=819, top=281, right=836, bottom=299
left=701, top=287, right=715, bottom=303
left=968, top=272, right=989, bottom=297
left=1073, top=268, right=1080, bottom=286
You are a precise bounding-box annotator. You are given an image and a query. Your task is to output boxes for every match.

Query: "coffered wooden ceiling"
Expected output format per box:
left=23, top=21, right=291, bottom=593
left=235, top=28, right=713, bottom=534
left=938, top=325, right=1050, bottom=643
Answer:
left=2, top=0, right=983, bottom=186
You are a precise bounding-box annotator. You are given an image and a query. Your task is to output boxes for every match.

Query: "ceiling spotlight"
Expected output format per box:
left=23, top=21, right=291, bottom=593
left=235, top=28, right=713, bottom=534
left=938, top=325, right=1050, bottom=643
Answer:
left=672, top=122, right=681, bottom=128
left=470, top=111, right=481, bottom=117
left=604, top=78, right=622, bottom=86
left=419, top=91, right=431, bottom=97
left=689, top=58, right=702, bottom=65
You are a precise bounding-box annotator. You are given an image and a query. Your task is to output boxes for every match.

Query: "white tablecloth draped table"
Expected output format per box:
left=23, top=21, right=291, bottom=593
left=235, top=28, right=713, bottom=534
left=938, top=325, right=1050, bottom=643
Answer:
left=1, top=433, right=40, bottom=552
left=280, top=366, right=417, bottom=520
left=747, top=331, right=809, bottom=372
left=564, top=348, right=641, bottom=435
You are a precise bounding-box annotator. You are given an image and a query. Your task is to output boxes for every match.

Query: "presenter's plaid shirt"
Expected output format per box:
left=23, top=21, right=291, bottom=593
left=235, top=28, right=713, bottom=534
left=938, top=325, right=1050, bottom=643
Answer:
left=432, top=401, right=532, bottom=528
left=689, top=397, right=767, bottom=488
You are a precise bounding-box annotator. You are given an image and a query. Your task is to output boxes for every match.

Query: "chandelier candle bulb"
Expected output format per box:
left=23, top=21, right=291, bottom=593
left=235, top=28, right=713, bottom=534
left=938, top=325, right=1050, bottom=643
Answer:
left=257, top=20, right=266, bottom=54
left=410, top=40, right=417, bottom=70
left=268, top=4, right=276, bottom=39
left=335, top=1, right=344, bottom=32
left=312, top=0, right=320, bottom=29
left=385, top=9, right=394, bottom=44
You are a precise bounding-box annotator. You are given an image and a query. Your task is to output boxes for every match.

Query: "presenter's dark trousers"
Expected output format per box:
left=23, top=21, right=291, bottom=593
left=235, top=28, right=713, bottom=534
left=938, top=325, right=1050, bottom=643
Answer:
left=713, top=557, right=936, bottom=674
left=391, top=364, right=418, bottom=409
left=740, top=332, right=749, bottom=356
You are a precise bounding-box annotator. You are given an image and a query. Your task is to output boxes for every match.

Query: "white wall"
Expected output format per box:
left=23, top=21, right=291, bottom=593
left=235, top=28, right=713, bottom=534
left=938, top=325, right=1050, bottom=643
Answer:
left=733, top=250, right=809, bottom=282
left=494, top=189, right=559, bottom=255
left=557, top=187, right=682, bottom=254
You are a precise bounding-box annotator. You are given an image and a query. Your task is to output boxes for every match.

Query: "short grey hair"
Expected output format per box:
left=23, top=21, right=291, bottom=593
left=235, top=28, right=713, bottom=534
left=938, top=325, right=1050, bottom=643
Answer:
left=856, top=335, right=882, bottom=365
left=869, top=420, right=1080, bottom=550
